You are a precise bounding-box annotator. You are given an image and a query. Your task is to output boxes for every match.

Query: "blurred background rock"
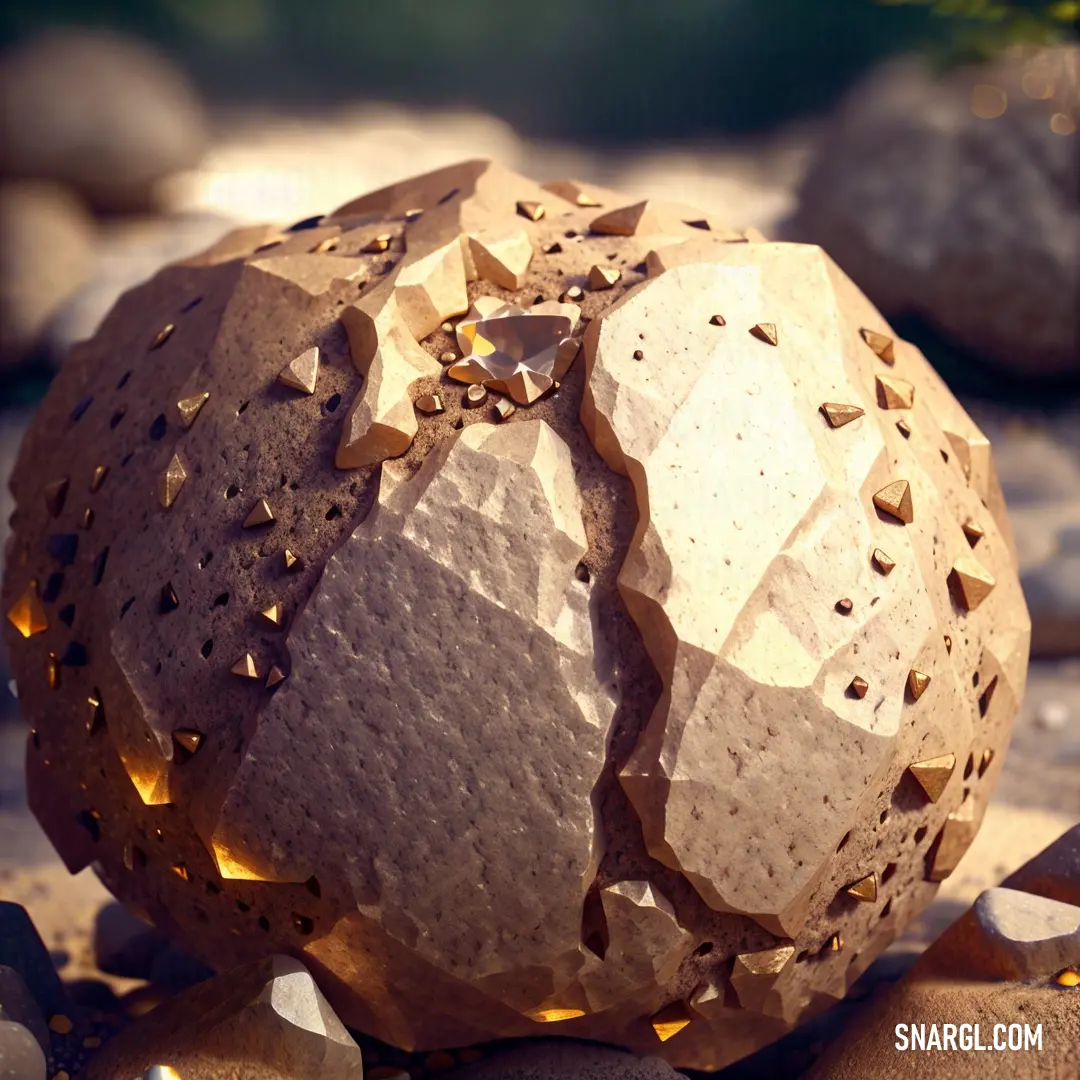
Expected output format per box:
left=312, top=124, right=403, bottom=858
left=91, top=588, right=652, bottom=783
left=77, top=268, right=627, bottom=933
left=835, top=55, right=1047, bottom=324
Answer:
left=0, top=4, right=1078, bottom=1073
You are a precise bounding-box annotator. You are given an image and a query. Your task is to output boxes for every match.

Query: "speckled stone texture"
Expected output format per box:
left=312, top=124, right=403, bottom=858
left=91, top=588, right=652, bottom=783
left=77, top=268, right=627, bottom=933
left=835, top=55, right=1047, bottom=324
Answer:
left=2, top=159, right=1030, bottom=1071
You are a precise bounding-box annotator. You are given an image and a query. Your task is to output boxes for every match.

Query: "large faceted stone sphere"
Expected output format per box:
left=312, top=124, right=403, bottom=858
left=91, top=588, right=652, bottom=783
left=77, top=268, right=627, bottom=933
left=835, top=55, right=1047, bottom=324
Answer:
left=1, top=161, right=1030, bottom=1071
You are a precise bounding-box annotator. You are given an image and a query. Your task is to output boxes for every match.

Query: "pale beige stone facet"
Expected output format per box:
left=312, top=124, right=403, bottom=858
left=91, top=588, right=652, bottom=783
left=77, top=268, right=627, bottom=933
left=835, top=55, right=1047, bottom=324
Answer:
left=973, top=887, right=1080, bottom=980
left=214, top=420, right=617, bottom=1016
left=279, top=347, right=320, bottom=395
left=467, top=230, right=533, bottom=290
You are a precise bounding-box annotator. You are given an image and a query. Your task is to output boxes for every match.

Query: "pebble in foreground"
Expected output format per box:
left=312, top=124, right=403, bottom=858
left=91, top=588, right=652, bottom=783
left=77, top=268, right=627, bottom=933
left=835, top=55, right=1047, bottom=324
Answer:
left=1, top=160, right=1030, bottom=1071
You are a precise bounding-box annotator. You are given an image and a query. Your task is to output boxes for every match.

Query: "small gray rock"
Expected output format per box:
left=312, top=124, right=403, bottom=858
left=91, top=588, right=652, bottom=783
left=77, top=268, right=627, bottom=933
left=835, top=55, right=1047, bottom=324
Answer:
left=0, top=966, right=48, bottom=1056
left=1034, top=700, right=1070, bottom=732
left=1021, top=553, right=1080, bottom=658
left=973, top=886, right=1080, bottom=979
left=443, top=1039, right=681, bottom=1079
left=0, top=30, right=208, bottom=212
left=0, top=1020, right=46, bottom=1080
left=0, top=180, right=95, bottom=365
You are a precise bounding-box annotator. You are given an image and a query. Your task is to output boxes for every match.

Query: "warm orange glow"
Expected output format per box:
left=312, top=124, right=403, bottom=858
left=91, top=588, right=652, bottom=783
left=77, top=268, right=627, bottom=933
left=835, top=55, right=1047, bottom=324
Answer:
left=1050, top=112, right=1076, bottom=136
left=971, top=84, right=1007, bottom=119
left=526, top=1008, right=586, bottom=1023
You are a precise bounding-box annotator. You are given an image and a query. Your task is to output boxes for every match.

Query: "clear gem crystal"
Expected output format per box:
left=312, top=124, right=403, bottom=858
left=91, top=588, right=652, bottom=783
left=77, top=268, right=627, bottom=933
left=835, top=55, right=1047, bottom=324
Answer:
left=450, top=300, right=578, bottom=404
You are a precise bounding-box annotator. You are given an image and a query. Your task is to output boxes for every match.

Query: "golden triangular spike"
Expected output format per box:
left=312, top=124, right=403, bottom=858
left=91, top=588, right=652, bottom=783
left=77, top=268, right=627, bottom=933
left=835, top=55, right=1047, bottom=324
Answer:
left=872, top=480, right=913, bottom=523
left=283, top=549, right=303, bottom=572
left=709, top=314, right=727, bottom=326
left=949, top=556, right=996, bottom=611
left=243, top=498, right=275, bottom=528
left=908, top=669, right=932, bottom=701
left=821, top=402, right=865, bottom=428
left=362, top=233, right=392, bottom=253
left=872, top=548, right=896, bottom=575
left=587, top=264, right=621, bottom=290
left=279, top=347, right=320, bottom=395
left=650, top=1001, right=692, bottom=1042
left=876, top=375, right=915, bottom=410
left=158, top=454, right=187, bottom=509
left=962, top=520, right=984, bottom=546
left=177, top=392, right=210, bottom=429
left=44, top=478, right=69, bottom=517
left=7, top=582, right=48, bottom=639
left=828, top=933, right=843, bottom=952
left=750, top=323, right=778, bottom=346
left=860, top=328, right=896, bottom=364
left=173, top=729, right=203, bottom=754
left=231, top=654, right=259, bottom=679
left=589, top=200, right=656, bottom=236
left=846, top=874, right=878, bottom=903
left=909, top=753, right=956, bottom=803
left=90, top=465, right=109, bottom=493
left=149, top=324, right=175, bottom=351
left=515, top=200, right=545, bottom=221
left=265, top=664, right=286, bottom=688
left=261, top=602, right=284, bottom=627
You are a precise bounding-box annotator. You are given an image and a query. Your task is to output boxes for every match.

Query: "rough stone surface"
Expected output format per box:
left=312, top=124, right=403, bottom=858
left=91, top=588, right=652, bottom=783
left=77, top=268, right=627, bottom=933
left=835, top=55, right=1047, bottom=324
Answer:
left=783, top=46, right=1080, bottom=378
left=1003, top=823, right=1080, bottom=907
left=0, top=30, right=208, bottom=212
left=0, top=180, right=96, bottom=366
left=802, top=827, right=1080, bottom=1080
left=972, top=886, right=1080, bottom=980
left=0, top=966, right=48, bottom=1056
left=1, top=160, right=1030, bottom=1072
left=0, top=1020, right=46, bottom=1080
left=82, top=954, right=363, bottom=1079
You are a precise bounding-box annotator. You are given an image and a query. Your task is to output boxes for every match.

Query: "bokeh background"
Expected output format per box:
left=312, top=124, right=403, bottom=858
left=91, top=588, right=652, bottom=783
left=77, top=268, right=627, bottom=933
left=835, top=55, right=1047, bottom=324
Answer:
left=0, top=0, right=1078, bottom=1071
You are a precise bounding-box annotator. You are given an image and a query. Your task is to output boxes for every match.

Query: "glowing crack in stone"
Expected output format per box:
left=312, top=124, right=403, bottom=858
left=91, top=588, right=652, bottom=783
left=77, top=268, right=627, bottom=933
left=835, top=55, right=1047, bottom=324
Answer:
left=448, top=298, right=580, bottom=405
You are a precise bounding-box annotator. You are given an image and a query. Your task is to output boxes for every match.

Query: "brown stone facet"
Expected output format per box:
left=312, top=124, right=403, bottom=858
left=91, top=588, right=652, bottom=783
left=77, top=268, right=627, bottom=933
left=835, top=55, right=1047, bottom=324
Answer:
left=415, top=394, right=444, bottom=415
left=231, top=654, right=259, bottom=680
left=587, top=264, right=621, bottom=290
left=871, top=548, right=896, bottom=574
left=468, top=230, right=533, bottom=290
left=848, top=676, right=869, bottom=699
left=873, top=480, right=913, bottom=523
left=515, top=200, right=545, bottom=221
left=43, top=477, right=69, bottom=517
left=173, top=730, right=203, bottom=755
left=962, top=520, right=984, bottom=546
left=821, top=402, right=865, bottom=428
left=909, top=753, right=957, bottom=803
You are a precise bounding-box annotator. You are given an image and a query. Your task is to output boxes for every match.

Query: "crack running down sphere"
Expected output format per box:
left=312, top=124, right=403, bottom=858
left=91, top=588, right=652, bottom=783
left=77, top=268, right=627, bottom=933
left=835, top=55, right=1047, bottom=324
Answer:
left=1, top=160, right=1030, bottom=1071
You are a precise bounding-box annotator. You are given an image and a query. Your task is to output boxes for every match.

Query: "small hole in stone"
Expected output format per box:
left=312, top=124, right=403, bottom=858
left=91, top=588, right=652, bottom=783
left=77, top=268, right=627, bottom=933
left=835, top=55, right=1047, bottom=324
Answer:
left=43, top=572, right=64, bottom=603
left=796, top=950, right=810, bottom=963
left=120, top=596, right=135, bottom=618
left=914, top=825, right=928, bottom=844
left=213, top=592, right=229, bottom=608
left=201, top=639, right=214, bottom=659
left=325, top=504, right=343, bottom=521
left=205, top=881, right=220, bottom=895
left=575, top=563, right=590, bottom=583
left=940, top=449, right=949, bottom=463
left=452, top=418, right=464, bottom=429
left=153, top=661, right=162, bottom=676
left=92, top=546, right=109, bottom=586
left=236, top=899, right=250, bottom=913
left=225, top=484, right=239, bottom=499
left=836, top=831, right=851, bottom=853
left=180, top=296, right=203, bottom=313
left=306, top=876, right=321, bottom=898
left=257, top=916, right=270, bottom=932
left=199, top=551, right=213, bottom=569
left=76, top=811, right=101, bottom=843
left=131, top=845, right=146, bottom=868
left=116, top=371, right=132, bottom=390
left=972, top=671, right=980, bottom=687
left=159, top=583, right=180, bottom=614
left=880, top=899, right=892, bottom=918
left=882, top=862, right=898, bottom=884
left=879, top=809, right=888, bottom=824
left=59, top=603, right=75, bottom=627
left=963, top=753, right=975, bottom=780
left=694, top=941, right=714, bottom=957
left=148, top=414, right=167, bottom=440
left=292, top=913, right=314, bottom=935
left=109, top=408, right=126, bottom=430
left=121, top=451, right=134, bottom=467
left=325, top=393, right=341, bottom=413
left=237, top=401, right=250, bottom=416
